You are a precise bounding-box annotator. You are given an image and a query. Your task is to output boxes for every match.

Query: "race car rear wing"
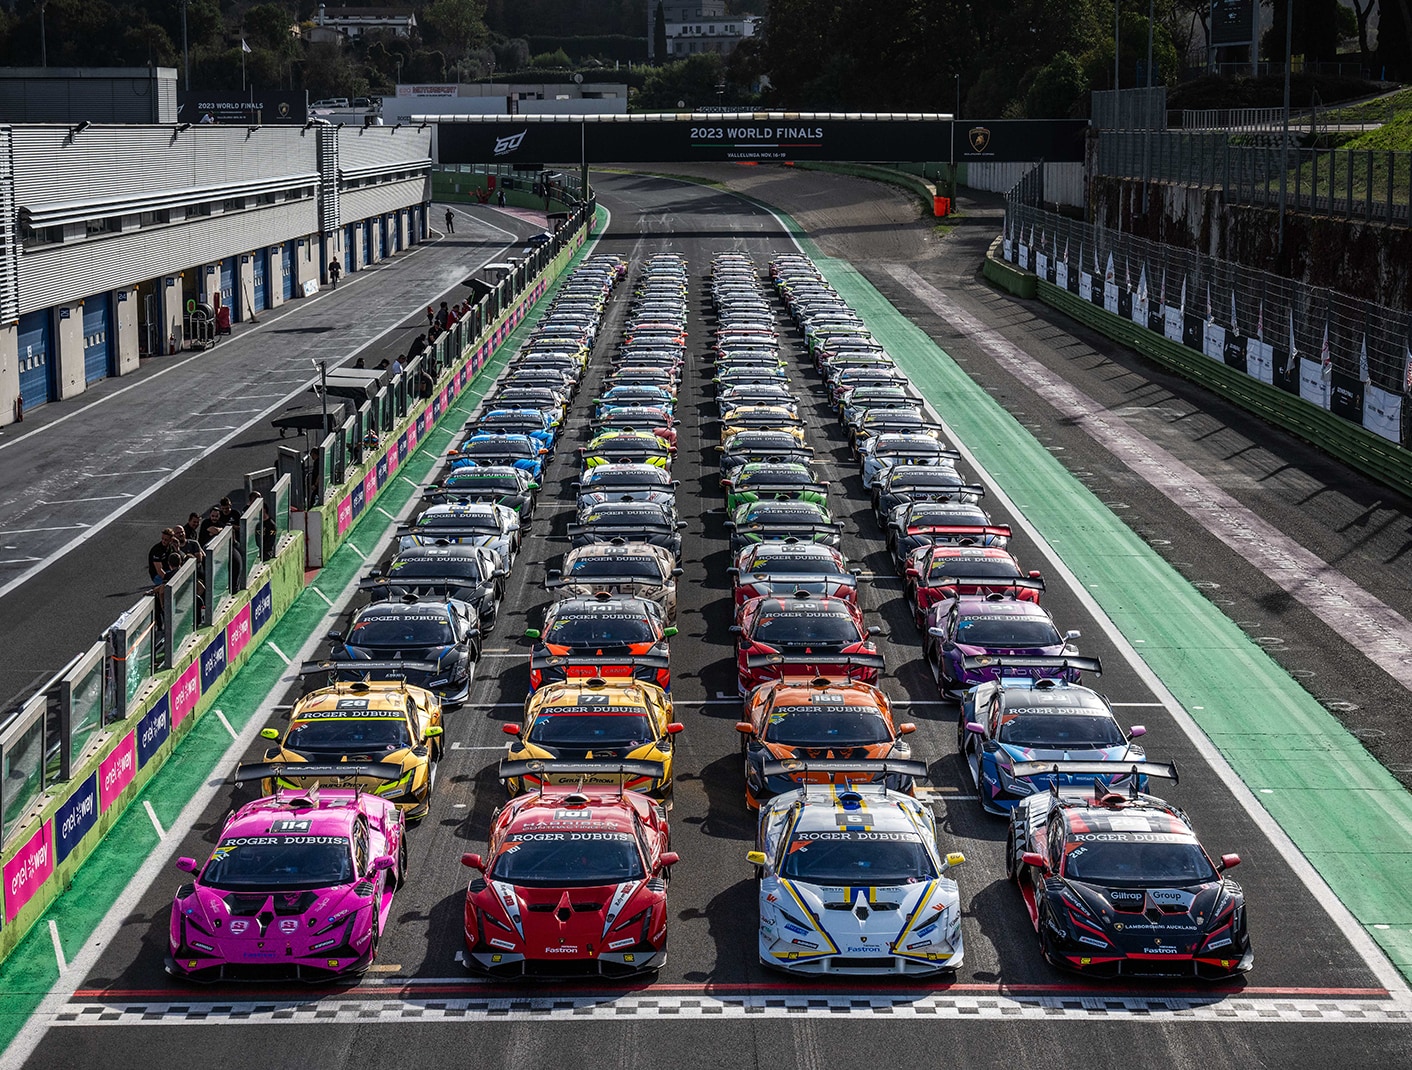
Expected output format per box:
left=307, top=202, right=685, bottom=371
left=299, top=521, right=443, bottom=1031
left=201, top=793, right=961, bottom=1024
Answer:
left=359, top=574, right=490, bottom=598
left=889, top=483, right=983, bottom=501
left=924, top=575, right=1045, bottom=595
left=533, top=651, right=672, bottom=673
left=298, top=659, right=440, bottom=683
left=961, top=654, right=1101, bottom=675
left=235, top=760, right=408, bottom=784
left=423, top=485, right=526, bottom=503
left=544, top=575, right=669, bottom=591
left=905, top=524, right=1012, bottom=541
left=574, top=480, right=679, bottom=494
left=730, top=571, right=858, bottom=588
left=745, top=651, right=886, bottom=672
left=1010, top=760, right=1177, bottom=784
left=396, top=524, right=497, bottom=540
left=724, top=521, right=843, bottom=534
left=725, top=483, right=831, bottom=499
left=498, top=757, right=667, bottom=798
left=565, top=523, right=683, bottom=539
left=760, top=757, right=929, bottom=783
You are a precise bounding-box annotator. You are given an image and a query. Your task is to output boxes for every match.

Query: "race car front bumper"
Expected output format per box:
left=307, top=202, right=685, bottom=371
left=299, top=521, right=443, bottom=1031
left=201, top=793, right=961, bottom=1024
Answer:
left=466, top=947, right=666, bottom=979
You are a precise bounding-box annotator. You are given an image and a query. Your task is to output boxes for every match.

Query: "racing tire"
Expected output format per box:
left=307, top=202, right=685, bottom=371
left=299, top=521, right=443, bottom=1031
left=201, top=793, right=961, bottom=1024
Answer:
left=1004, top=829, right=1019, bottom=882
left=395, top=835, right=408, bottom=889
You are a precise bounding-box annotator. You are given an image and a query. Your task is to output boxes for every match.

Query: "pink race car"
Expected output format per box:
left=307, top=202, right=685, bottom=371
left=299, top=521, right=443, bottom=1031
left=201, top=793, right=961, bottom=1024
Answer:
left=166, top=763, right=407, bottom=983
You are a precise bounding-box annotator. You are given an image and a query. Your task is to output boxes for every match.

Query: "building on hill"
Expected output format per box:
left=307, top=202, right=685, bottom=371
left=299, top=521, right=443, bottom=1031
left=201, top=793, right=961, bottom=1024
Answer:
left=310, top=4, right=418, bottom=44
left=648, top=2, right=761, bottom=62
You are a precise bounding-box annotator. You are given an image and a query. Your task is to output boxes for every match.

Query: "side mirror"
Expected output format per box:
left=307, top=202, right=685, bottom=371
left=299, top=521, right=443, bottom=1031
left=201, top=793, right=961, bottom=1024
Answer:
left=745, top=850, right=767, bottom=867
left=728, top=624, right=742, bottom=634
left=259, top=727, right=281, bottom=740
left=659, top=851, right=680, bottom=868
left=546, top=568, right=562, bottom=580
left=325, top=630, right=343, bottom=642
left=664, top=722, right=685, bottom=735
left=502, top=723, right=522, bottom=736
left=928, top=626, right=945, bottom=639
left=723, top=521, right=736, bottom=530
left=424, top=726, right=443, bottom=738
left=372, top=854, right=396, bottom=872
left=663, top=626, right=678, bottom=638
left=528, top=481, right=541, bottom=490
left=676, top=521, right=687, bottom=530
left=1021, top=851, right=1047, bottom=871
left=524, top=628, right=542, bottom=639
left=1129, top=725, right=1147, bottom=738
left=734, top=721, right=754, bottom=734
left=943, top=851, right=966, bottom=871
left=461, top=852, right=486, bottom=871
left=1065, top=630, right=1082, bottom=641
left=1029, top=570, right=1042, bottom=579
left=1218, top=853, right=1241, bottom=872
left=904, top=567, right=919, bottom=579
left=175, top=857, right=199, bottom=874
left=868, top=626, right=886, bottom=637
left=965, top=721, right=985, bottom=735
left=725, top=566, right=739, bottom=575
left=671, top=567, right=684, bottom=577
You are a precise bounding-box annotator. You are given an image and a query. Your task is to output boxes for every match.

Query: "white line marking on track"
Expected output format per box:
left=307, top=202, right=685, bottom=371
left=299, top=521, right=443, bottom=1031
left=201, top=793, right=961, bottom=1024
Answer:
left=48, top=921, right=66, bottom=975
left=1109, top=702, right=1168, bottom=707
left=0, top=525, right=87, bottom=535
left=310, top=587, right=335, bottom=607
left=376, top=507, right=396, bottom=520
left=213, top=709, right=239, bottom=740
left=142, top=802, right=166, bottom=841
left=265, top=642, right=291, bottom=665
left=449, top=744, right=510, bottom=751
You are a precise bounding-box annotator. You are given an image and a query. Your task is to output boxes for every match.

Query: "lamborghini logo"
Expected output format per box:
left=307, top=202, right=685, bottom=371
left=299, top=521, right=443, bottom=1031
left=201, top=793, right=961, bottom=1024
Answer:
left=968, top=126, right=991, bottom=153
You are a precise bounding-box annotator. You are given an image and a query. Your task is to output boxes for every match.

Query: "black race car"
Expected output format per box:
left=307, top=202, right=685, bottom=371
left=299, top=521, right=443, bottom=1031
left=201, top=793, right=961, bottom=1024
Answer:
left=325, top=598, right=482, bottom=705
left=567, top=500, right=685, bottom=562
left=363, top=545, right=507, bottom=630
left=1005, top=761, right=1253, bottom=980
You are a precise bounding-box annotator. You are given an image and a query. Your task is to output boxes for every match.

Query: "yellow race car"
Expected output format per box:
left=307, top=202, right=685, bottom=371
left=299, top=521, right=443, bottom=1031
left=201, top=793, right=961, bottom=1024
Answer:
left=260, top=677, right=444, bottom=820
left=720, top=407, right=806, bottom=443
left=502, top=676, right=684, bottom=801
left=580, top=429, right=674, bottom=469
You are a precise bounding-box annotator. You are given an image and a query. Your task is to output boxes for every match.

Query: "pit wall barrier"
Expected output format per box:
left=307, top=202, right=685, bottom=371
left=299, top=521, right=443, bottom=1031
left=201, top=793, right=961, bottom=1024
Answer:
left=983, top=239, right=1412, bottom=501
left=0, top=532, right=305, bottom=960
left=0, top=205, right=597, bottom=962
left=303, top=215, right=592, bottom=569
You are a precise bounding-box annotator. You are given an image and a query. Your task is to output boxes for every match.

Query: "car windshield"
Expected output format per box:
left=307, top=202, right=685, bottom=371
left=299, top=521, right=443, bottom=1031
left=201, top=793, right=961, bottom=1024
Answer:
left=286, top=715, right=413, bottom=753
left=587, top=468, right=669, bottom=486
left=350, top=615, right=455, bottom=646
left=445, top=472, right=520, bottom=491
left=928, top=558, right=1019, bottom=580
left=202, top=836, right=355, bottom=890
left=955, top=617, right=1060, bottom=646
left=781, top=831, right=936, bottom=884
left=742, top=467, right=811, bottom=485
left=491, top=831, right=644, bottom=887
left=752, top=611, right=860, bottom=645
left=765, top=707, right=890, bottom=746
left=1064, top=838, right=1217, bottom=886
left=746, top=553, right=839, bottom=575
left=481, top=416, right=541, bottom=433
left=418, top=513, right=499, bottom=532
left=462, top=439, right=533, bottom=459
left=546, top=613, right=656, bottom=644
left=389, top=557, right=486, bottom=581
left=528, top=712, right=656, bottom=749
left=998, top=714, right=1126, bottom=748
left=570, top=557, right=663, bottom=581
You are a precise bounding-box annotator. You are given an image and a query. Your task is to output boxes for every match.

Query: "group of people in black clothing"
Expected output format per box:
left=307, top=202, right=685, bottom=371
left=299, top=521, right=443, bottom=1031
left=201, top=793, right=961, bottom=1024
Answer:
left=146, top=492, right=276, bottom=595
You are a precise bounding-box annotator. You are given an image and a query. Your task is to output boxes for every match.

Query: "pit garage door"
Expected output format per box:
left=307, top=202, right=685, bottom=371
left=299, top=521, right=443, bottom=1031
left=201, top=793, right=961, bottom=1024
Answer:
left=220, top=257, right=238, bottom=319
left=281, top=242, right=295, bottom=300
left=252, top=250, right=269, bottom=312
left=17, top=309, right=54, bottom=408
left=82, top=296, right=111, bottom=383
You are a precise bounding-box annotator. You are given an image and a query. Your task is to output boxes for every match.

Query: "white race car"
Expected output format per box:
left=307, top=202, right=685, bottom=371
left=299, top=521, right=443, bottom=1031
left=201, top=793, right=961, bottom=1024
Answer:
left=747, top=759, right=966, bottom=976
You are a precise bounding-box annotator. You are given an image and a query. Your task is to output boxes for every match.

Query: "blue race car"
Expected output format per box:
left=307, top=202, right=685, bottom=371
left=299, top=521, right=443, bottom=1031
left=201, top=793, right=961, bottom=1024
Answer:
left=470, top=409, right=558, bottom=455
left=955, top=658, right=1151, bottom=814
left=449, top=432, right=549, bottom=481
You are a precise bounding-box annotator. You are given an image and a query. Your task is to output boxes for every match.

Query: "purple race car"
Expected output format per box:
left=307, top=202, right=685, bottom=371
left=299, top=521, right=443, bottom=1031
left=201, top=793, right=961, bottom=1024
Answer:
left=166, top=764, right=407, bottom=983
left=924, top=593, right=1081, bottom=698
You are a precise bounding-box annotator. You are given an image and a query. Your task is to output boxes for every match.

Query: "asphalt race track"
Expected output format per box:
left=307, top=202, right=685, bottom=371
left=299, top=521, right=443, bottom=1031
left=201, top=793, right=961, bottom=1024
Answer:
left=5, top=173, right=1412, bottom=1068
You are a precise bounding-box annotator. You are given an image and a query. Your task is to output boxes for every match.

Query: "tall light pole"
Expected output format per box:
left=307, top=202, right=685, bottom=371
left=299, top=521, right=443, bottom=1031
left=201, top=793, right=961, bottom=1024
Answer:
left=1114, top=0, right=1121, bottom=89
left=950, top=73, right=960, bottom=198
left=1146, top=0, right=1154, bottom=87
left=181, top=0, right=190, bottom=91
left=39, top=0, right=47, bottom=67
left=1277, top=0, right=1293, bottom=256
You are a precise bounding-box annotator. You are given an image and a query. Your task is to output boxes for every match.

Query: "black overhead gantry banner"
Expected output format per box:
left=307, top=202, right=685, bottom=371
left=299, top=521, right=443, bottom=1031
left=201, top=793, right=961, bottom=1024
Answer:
left=432, top=114, right=1088, bottom=166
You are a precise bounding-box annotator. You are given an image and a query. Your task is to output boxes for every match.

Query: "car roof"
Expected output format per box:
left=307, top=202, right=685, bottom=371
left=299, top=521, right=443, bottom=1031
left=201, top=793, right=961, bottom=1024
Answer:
left=550, top=594, right=657, bottom=616
left=352, top=602, right=451, bottom=621
left=955, top=596, right=1051, bottom=618
left=1059, top=802, right=1196, bottom=839
left=996, top=686, right=1110, bottom=713
left=531, top=677, right=658, bottom=711
left=226, top=794, right=360, bottom=839
left=763, top=678, right=885, bottom=710
left=502, top=791, right=638, bottom=836
left=295, top=684, right=418, bottom=715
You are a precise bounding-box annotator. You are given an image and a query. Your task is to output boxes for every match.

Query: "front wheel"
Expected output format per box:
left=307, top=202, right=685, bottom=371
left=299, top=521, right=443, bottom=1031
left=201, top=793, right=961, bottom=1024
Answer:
left=1004, top=829, right=1019, bottom=881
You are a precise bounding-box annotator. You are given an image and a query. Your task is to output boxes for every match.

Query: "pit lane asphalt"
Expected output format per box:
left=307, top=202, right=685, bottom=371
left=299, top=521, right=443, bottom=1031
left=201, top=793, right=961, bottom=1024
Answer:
left=0, top=206, right=547, bottom=715
left=11, top=174, right=1410, bottom=1069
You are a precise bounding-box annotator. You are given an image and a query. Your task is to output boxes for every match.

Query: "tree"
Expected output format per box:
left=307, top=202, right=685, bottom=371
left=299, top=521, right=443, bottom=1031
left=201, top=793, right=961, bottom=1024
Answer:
left=422, top=0, right=489, bottom=62
left=637, top=51, right=727, bottom=108
left=1026, top=52, right=1088, bottom=117
left=1351, top=0, right=1375, bottom=67
left=653, top=2, right=668, bottom=63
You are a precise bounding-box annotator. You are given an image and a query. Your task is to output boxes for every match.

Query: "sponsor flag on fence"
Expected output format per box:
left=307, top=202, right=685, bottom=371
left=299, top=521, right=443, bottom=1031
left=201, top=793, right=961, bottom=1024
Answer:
left=1159, top=268, right=1166, bottom=308
left=1063, top=239, right=1069, bottom=264
left=1403, top=337, right=1412, bottom=393
left=1256, top=300, right=1264, bottom=342
left=1320, top=320, right=1332, bottom=378
left=1104, top=252, right=1115, bottom=285
left=1359, top=334, right=1370, bottom=383
left=1137, top=264, right=1148, bottom=303
left=1230, top=290, right=1239, bottom=335
left=1179, top=277, right=1187, bottom=313
left=1206, top=283, right=1214, bottom=323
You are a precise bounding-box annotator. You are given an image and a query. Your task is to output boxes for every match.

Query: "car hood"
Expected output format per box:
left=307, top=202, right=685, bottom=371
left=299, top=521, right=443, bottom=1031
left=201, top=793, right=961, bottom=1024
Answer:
left=179, top=881, right=373, bottom=950
left=777, top=878, right=957, bottom=950
left=1062, top=880, right=1229, bottom=955
left=484, top=879, right=657, bottom=956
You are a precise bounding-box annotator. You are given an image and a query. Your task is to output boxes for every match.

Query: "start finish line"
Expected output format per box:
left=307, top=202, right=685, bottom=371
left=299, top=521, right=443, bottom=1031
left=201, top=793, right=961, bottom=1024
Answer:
left=426, top=112, right=1087, bottom=165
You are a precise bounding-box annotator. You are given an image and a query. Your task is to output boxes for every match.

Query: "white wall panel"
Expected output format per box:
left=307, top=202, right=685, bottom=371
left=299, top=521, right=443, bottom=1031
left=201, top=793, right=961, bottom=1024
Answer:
left=16, top=201, right=319, bottom=312
left=337, top=125, right=433, bottom=175
left=964, top=162, right=1085, bottom=208
left=340, top=178, right=430, bottom=223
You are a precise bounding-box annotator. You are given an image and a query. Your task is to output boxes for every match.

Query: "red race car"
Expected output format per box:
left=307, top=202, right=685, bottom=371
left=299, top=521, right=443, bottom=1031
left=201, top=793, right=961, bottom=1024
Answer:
left=732, top=592, right=882, bottom=694
left=460, top=759, right=678, bottom=979
left=905, top=545, right=1043, bottom=628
